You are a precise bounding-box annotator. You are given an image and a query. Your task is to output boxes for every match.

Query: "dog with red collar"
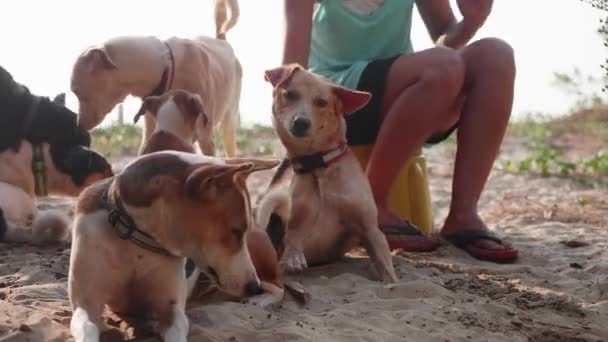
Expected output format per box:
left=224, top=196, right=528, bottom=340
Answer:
left=257, top=64, right=397, bottom=283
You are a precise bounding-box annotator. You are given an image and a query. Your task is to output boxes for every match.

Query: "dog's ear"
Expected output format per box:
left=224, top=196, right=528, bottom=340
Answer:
left=185, top=163, right=254, bottom=199
left=331, top=86, right=372, bottom=116
left=173, top=90, right=208, bottom=127
left=53, top=93, right=66, bottom=106
left=224, top=158, right=280, bottom=175
left=133, top=96, right=162, bottom=124
left=264, top=64, right=302, bottom=89
left=83, top=47, right=117, bottom=72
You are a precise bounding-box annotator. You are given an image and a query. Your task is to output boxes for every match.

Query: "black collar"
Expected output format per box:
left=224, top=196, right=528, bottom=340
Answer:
left=146, top=41, right=176, bottom=98
left=32, top=144, right=47, bottom=197
left=290, top=143, right=349, bottom=174
left=104, top=185, right=176, bottom=257
left=23, top=97, right=48, bottom=197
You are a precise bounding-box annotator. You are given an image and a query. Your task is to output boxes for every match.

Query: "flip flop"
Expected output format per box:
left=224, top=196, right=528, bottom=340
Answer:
left=443, top=229, right=518, bottom=263
left=379, top=222, right=440, bottom=252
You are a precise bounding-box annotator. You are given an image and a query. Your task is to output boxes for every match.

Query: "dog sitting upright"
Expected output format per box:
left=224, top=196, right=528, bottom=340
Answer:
left=0, top=65, right=113, bottom=245
left=135, top=89, right=285, bottom=307
left=69, top=151, right=278, bottom=342
left=258, top=64, right=397, bottom=283
left=70, top=0, right=241, bottom=157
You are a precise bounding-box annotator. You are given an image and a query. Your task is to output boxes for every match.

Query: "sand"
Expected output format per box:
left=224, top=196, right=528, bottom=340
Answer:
left=1, top=137, right=607, bottom=342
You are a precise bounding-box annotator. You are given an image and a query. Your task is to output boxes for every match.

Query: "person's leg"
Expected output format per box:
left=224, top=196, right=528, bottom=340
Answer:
left=365, top=46, right=465, bottom=250
left=440, top=38, right=517, bottom=256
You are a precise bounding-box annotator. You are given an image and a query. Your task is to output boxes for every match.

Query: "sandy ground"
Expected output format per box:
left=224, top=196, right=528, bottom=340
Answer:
left=1, top=137, right=607, bottom=342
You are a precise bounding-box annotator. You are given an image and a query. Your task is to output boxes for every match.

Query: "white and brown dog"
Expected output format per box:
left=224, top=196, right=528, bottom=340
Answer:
left=135, top=89, right=284, bottom=307
left=70, top=0, right=241, bottom=157
left=69, top=151, right=279, bottom=341
left=257, top=64, right=398, bottom=283
left=0, top=65, right=113, bottom=245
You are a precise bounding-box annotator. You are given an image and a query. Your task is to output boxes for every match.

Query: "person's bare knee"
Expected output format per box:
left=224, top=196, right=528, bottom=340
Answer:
left=420, top=47, right=466, bottom=98
left=463, top=38, right=515, bottom=81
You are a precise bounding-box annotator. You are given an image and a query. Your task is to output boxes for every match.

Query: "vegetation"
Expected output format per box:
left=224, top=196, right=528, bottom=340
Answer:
left=498, top=69, right=608, bottom=186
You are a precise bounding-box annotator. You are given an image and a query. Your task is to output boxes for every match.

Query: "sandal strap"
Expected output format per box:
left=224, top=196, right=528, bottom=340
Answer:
left=443, top=230, right=504, bottom=247
left=379, top=222, right=423, bottom=236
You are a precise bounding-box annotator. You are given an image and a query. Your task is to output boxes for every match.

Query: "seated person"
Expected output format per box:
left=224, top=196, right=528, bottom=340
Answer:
left=280, top=0, right=518, bottom=262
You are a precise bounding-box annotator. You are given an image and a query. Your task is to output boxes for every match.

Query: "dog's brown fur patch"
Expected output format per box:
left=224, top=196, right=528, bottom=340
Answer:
left=117, top=154, right=190, bottom=207
left=141, top=131, right=195, bottom=155
left=75, top=177, right=113, bottom=214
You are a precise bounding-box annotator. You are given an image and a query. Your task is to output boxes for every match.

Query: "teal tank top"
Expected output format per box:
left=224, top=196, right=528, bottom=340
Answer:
left=309, top=0, right=416, bottom=90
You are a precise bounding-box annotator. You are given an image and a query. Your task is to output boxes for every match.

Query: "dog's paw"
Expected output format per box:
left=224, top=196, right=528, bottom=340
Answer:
left=245, top=293, right=282, bottom=308
left=280, top=246, right=307, bottom=273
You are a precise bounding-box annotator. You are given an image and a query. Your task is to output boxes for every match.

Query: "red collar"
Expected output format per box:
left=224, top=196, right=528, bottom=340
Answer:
left=290, top=143, right=349, bottom=174
left=146, top=41, right=175, bottom=98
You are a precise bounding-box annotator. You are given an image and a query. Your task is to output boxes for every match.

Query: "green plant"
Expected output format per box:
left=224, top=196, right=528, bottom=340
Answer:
left=91, top=122, right=142, bottom=157
left=498, top=143, right=608, bottom=179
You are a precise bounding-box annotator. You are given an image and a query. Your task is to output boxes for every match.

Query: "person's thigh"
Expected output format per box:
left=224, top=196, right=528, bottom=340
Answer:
left=379, top=47, right=465, bottom=135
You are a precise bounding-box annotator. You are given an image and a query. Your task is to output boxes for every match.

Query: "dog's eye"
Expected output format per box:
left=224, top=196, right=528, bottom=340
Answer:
left=231, top=227, right=244, bottom=241
left=314, top=98, right=328, bottom=108
left=283, top=90, right=299, bottom=102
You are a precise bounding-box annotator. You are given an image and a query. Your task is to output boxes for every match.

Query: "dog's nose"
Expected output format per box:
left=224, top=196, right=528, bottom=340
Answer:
left=290, top=117, right=311, bottom=137
left=244, top=280, right=264, bottom=296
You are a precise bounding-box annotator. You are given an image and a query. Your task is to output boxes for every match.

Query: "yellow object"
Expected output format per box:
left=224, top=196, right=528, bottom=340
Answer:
left=350, top=145, right=434, bottom=235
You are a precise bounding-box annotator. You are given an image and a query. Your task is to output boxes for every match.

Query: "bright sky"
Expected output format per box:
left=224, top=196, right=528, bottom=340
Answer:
left=1, top=0, right=605, bottom=128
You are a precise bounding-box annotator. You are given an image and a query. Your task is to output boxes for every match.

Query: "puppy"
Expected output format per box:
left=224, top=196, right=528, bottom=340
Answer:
left=135, top=89, right=285, bottom=307
left=258, top=64, right=398, bottom=283
left=0, top=65, right=113, bottom=245
left=69, top=151, right=277, bottom=341
left=70, top=0, right=241, bottom=157
left=135, top=89, right=205, bottom=155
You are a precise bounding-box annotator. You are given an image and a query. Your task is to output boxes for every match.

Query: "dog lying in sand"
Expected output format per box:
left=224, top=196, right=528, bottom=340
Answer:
left=257, top=64, right=397, bottom=283
left=136, top=89, right=285, bottom=307
left=68, top=149, right=279, bottom=341
left=70, top=0, right=241, bottom=158
left=0, top=65, right=113, bottom=245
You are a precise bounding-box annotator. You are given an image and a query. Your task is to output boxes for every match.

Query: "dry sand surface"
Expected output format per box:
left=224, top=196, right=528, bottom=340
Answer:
left=1, top=137, right=607, bottom=342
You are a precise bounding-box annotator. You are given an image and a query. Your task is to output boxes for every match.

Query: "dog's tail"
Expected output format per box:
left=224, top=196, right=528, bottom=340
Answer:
left=0, top=208, right=70, bottom=245
left=255, top=187, right=291, bottom=256
left=214, top=0, right=240, bottom=40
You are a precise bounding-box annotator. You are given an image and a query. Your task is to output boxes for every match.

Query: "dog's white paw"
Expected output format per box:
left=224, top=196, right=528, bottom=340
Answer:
left=280, top=246, right=307, bottom=273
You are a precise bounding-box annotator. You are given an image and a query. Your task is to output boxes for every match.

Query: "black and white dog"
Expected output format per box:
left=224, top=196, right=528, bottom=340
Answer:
left=0, top=65, right=113, bottom=245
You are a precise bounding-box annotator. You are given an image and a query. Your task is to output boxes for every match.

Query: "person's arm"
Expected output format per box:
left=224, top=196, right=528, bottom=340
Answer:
left=416, top=0, right=493, bottom=50
left=281, top=0, right=316, bottom=67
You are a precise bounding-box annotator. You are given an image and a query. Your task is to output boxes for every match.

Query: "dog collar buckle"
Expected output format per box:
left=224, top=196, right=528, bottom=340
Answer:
left=108, top=209, right=135, bottom=240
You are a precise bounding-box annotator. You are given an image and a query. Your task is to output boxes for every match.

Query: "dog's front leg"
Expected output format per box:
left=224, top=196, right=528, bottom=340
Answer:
left=280, top=233, right=307, bottom=273
left=138, top=113, right=157, bottom=154
left=70, top=306, right=102, bottom=342
left=246, top=281, right=285, bottom=308
left=154, top=264, right=190, bottom=342
left=360, top=222, right=398, bottom=283
left=196, top=118, right=216, bottom=156
left=160, top=304, right=189, bottom=342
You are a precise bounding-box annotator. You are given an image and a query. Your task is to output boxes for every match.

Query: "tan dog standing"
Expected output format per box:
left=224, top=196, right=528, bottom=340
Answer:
left=68, top=151, right=278, bottom=342
left=135, top=89, right=285, bottom=307
left=257, top=64, right=398, bottom=283
left=70, top=0, right=241, bottom=157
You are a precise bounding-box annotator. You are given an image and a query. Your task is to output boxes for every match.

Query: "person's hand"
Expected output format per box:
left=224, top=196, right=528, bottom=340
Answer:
left=456, top=0, right=493, bottom=29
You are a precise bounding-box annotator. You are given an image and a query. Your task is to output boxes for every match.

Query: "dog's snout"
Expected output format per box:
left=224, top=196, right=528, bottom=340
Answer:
left=290, top=117, right=311, bottom=137
left=245, top=280, right=263, bottom=296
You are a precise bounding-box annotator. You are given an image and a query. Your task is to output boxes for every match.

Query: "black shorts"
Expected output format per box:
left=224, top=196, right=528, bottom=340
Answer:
left=345, top=56, right=458, bottom=146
